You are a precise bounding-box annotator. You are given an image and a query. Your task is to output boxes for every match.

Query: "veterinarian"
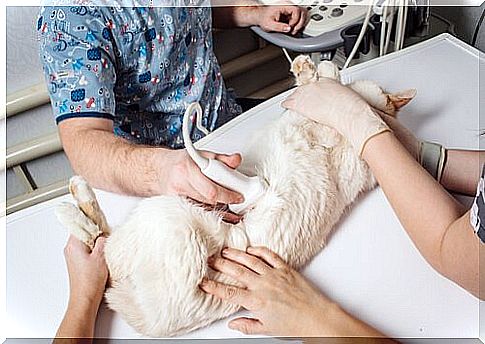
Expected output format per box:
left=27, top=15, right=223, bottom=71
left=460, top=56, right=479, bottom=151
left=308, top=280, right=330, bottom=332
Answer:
left=198, top=79, right=485, bottom=337
left=38, top=3, right=306, bottom=207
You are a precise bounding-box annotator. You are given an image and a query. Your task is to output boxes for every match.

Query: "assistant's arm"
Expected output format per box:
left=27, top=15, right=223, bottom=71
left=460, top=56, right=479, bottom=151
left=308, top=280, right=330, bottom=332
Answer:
left=284, top=80, right=484, bottom=299
left=441, top=149, right=484, bottom=196
left=380, top=113, right=484, bottom=196
left=362, top=132, right=481, bottom=297
left=53, top=236, right=108, bottom=344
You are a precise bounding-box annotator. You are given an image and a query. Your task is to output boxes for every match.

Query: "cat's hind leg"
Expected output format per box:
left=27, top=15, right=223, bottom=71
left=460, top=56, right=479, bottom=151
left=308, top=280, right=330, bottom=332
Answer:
left=55, top=176, right=110, bottom=250
left=69, top=176, right=110, bottom=235
left=55, top=202, right=102, bottom=250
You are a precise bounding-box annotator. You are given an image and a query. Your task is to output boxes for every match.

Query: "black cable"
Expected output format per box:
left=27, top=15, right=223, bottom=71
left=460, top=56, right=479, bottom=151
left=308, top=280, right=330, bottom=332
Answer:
left=471, top=6, right=485, bottom=47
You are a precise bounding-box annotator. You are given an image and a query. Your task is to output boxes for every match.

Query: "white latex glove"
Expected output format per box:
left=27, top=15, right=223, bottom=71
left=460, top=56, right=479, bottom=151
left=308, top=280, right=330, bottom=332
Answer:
left=282, top=78, right=390, bottom=156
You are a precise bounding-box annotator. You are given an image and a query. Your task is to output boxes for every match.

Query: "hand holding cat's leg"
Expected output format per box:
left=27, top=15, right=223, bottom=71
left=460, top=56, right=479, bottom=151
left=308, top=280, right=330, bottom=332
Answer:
left=282, top=79, right=390, bottom=157
left=53, top=235, right=108, bottom=342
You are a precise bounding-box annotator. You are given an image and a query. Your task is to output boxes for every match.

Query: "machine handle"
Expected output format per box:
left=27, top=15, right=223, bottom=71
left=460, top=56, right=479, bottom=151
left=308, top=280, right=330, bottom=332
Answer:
left=251, top=26, right=345, bottom=53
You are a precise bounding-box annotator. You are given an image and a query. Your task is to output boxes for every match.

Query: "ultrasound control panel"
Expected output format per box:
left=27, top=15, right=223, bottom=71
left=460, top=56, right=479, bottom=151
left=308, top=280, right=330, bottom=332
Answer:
left=302, top=1, right=368, bottom=37
left=253, top=0, right=370, bottom=53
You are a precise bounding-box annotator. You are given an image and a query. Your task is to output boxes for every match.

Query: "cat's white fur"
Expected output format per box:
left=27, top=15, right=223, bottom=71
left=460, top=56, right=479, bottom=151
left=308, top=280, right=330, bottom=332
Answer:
left=56, top=56, right=415, bottom=337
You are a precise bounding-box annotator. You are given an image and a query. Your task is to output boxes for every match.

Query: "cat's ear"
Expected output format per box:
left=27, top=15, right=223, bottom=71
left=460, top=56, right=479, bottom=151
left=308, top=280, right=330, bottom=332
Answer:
left=387, top=89, right=417, bottom=112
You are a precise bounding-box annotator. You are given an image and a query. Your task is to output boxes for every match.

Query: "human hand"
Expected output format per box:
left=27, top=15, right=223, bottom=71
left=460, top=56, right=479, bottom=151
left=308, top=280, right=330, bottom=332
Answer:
left=282, top=78, right=390, bottom=156
left=200, top=247, right=336, bottom=336
left=253, top=5, right=307, bottom=35
left=159, top=149, right=244, bottom=209
left=64, top=235, right=108, bottom=310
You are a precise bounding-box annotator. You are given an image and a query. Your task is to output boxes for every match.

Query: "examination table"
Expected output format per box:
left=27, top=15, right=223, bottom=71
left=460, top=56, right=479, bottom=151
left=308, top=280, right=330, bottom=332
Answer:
left=6, top=34, right=485, bottom=341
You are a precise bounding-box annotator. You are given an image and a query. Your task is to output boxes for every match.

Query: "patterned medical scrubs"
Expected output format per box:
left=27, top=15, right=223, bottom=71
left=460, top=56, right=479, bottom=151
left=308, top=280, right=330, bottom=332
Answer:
left=470, top=165, right=485, bottom=244
left=37, top=3, right=242, bottom=148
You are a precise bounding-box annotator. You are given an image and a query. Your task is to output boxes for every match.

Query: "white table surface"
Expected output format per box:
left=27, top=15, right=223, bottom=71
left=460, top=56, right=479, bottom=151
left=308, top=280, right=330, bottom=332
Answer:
left=6, top=34, right=485, bottom=340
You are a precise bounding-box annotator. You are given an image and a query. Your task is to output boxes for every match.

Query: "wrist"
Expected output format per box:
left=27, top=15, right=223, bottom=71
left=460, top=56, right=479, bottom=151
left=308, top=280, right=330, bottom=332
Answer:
left=312, top=301, right=349, bottom=336
left=235, top=6, right=261, bottom=27
left=361, top=130, right=395, bottom=161
left=355, top=107, right=391, bottom=157
left=150, top=148, right=173, bottom=195
left=67, top=294, right=102, bottom=317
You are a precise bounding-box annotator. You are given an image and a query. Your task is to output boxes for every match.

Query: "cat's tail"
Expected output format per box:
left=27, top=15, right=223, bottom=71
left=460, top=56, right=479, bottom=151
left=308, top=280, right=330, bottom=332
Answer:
left=55, top=176, right=111, bottom=250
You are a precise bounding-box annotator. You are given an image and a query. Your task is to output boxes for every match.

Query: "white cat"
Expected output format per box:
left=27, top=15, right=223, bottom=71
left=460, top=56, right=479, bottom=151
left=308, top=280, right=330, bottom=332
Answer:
left=56, top=57, right=416, bottom=337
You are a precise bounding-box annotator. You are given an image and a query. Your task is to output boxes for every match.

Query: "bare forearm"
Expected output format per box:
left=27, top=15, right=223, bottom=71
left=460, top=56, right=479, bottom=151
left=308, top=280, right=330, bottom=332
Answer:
left=362, top=132, right=482, bottom=296
left=212, top=3, right=259, bottom=28
left=362, top=132, right=467, bottom=270
left=441, top=149, right=484, bottom=196
left=60, top=127, right=166, bottom=197
left=315, top=303, right=394, bottom=341
left=53, top=300, right=98, bottom=343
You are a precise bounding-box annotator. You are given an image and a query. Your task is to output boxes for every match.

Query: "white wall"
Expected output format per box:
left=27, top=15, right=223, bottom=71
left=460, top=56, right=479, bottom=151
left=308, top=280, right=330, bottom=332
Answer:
left=6, top=7, right=73, bottom=199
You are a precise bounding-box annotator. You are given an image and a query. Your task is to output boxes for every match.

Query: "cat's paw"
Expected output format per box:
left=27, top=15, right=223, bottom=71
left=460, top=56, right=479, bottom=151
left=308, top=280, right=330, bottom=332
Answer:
left=317, top=60, right=340, bottom=81
left=55, top=202, right=102, bottom=250
left=69, top=176, right=111, bottom=235
left=225, top=223, right=249, bottom=251
left=291, top=55, right=318, bottom=86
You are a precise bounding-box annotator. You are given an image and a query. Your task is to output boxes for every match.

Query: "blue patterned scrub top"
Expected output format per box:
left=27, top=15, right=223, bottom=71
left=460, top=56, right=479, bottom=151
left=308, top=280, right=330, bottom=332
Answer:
left=37, top=4, right=242, bottom=148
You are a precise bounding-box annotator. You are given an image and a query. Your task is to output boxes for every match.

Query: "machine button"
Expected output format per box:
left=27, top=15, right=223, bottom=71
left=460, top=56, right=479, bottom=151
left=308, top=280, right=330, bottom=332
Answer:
left=311, top=13, right=324, bottom=21
left=340, top=3, right=348, bottom=7
left=331, top=8, right=344, bottom=16
left=307, top=6, right=313, bottom=10
left=319, top=5, right=328, bottom=11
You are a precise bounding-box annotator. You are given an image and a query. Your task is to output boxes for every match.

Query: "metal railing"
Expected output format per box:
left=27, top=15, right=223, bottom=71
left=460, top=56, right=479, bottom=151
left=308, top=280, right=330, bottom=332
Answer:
left=5, top=42, right=291, bottom=215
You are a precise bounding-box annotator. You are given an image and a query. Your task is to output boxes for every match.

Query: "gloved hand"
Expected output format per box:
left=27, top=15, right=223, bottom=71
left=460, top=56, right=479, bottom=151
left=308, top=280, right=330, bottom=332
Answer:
left=282, top=78, right=390, bottom=156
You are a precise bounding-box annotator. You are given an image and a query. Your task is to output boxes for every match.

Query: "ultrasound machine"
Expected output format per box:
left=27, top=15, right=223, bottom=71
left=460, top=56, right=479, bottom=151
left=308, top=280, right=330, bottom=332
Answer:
left=252, top=0, right=431, bottom=67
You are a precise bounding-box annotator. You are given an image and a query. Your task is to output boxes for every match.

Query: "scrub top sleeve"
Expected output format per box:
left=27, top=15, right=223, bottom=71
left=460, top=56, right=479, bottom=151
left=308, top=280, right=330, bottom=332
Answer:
left=37, top=6, right=117, bottom=124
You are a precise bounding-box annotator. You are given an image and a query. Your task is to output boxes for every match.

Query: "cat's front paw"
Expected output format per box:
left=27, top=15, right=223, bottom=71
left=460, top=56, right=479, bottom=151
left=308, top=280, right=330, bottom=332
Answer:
left=317, top=60, right=340, bottom=81
left=291, top=55, right=318, bottom=86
